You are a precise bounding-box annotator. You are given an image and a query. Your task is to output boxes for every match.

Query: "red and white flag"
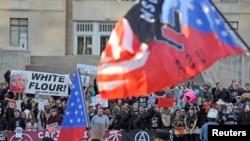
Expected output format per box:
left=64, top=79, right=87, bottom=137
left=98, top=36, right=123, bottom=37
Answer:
left=97, top=0, right=249, bottom=100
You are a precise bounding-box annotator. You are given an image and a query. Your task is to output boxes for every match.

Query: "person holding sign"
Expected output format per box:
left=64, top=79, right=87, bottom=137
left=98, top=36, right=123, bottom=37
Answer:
left=9, top=72, right=28, bottom=93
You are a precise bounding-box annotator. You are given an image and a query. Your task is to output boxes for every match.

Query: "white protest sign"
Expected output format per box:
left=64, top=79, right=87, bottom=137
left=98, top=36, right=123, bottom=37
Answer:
left=10, top=70, right=69, bottom=96
left=38, top=101, right=45, bottom=111
left=81, top=75, right=90, bottom=87
left=15, top=127, right=23, bottom=138
left=91, top=95, right=108, bottom=108
left=77, top=64, right=97, bottom=75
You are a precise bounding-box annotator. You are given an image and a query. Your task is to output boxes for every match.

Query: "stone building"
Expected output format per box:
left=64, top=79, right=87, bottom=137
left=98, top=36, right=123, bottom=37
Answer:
left=0, top=0, right=250, bottom=87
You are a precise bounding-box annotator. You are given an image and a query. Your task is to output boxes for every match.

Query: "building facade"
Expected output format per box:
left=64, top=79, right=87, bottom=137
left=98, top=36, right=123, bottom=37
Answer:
left=0, top=0, right=250, bottom=86
left=0, top=0, right=66, bottom=56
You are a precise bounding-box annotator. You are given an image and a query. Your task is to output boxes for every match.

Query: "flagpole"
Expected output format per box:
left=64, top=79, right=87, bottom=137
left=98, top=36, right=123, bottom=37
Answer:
left=209, top=0, right=250, bottom=51
left=77, top=68, right=90, bottom=128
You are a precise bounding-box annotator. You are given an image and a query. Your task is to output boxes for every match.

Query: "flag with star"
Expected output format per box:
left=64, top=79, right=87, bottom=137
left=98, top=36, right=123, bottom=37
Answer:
left=58, top=70, right=88, bottom=141
left=97, top=0, right=249, bottom=100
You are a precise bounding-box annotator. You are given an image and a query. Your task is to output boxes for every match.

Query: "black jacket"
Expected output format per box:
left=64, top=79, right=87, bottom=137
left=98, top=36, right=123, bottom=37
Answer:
left=8, top=117, right=26, bottom=131
left=0, top=116, right=8, bottom=130
left=238, top=111, right=250, bottom=125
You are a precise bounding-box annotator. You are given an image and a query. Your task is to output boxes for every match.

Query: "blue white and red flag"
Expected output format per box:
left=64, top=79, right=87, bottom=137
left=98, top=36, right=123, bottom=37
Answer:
left=58, top=70, right=88, bottom=141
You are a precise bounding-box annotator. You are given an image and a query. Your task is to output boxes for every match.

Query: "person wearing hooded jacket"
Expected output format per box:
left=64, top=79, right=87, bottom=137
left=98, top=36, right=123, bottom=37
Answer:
left=200, top=108, right=219, bottom=141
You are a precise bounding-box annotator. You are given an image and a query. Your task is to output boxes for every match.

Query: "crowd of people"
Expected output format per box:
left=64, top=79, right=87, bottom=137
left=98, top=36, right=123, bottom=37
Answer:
left=1, top=77, right=250, bottom=141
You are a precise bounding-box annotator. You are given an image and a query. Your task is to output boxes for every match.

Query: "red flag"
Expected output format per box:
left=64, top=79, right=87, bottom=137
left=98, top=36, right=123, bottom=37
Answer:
left=97, top=0, right=249, bottom=100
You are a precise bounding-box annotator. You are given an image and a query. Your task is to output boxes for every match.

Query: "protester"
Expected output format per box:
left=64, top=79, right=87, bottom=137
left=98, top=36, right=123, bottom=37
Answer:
left=154, top=130, right=171, bottom=141
left=90, top=123, right=105, bottom=141
left=200, top=108, right=219, bottom=141
left=91, top=108, right=110, bottom=130
left=8, top=109, right=26, bottom=131
left=1, top=72, right=250, bottom=141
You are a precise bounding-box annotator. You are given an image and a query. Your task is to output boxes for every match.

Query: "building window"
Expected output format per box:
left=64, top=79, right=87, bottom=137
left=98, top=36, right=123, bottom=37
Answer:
left=76, top=21, right=93, bottom=32
left=98, top=22, right=116, bottom=32
left=10, top=18, right=28, bottom=46
left=100, top=36, right=110, bottom=55
left=77, top=36, right=92, bottom=55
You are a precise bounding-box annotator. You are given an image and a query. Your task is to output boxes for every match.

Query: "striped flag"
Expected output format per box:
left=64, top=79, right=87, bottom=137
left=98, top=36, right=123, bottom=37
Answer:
left=97, top=0, right=249, bottom=100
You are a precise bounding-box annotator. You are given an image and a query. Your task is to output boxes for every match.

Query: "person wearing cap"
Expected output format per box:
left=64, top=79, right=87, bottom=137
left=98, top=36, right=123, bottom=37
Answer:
left=154, top=130, right=171, bottom=141
left=200, top=108, right=219, bottom=141
left=234, top=96, right=244, bottom=108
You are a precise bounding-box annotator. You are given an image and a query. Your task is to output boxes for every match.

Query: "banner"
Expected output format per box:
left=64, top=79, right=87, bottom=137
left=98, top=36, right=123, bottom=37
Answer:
left=9, top=70, right=69, bottom=96
left=77, top=64, right=97, bottom=75
left=6, top=130, right=122, bottom=141
left=5, top=129, right=200, bottom=141
left=122, top=130, right=155, bottom=141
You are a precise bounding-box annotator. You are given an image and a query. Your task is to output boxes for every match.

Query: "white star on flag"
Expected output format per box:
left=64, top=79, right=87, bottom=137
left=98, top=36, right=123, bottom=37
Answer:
left=221, top=31, right=228, bottom=37
left=196, top=19, right=203, bottom=25
left=215, top=19, right=221, bottom=25
left=75, top=91, right=78, bottom=96
left=203, top=5, right=210, bottom=13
